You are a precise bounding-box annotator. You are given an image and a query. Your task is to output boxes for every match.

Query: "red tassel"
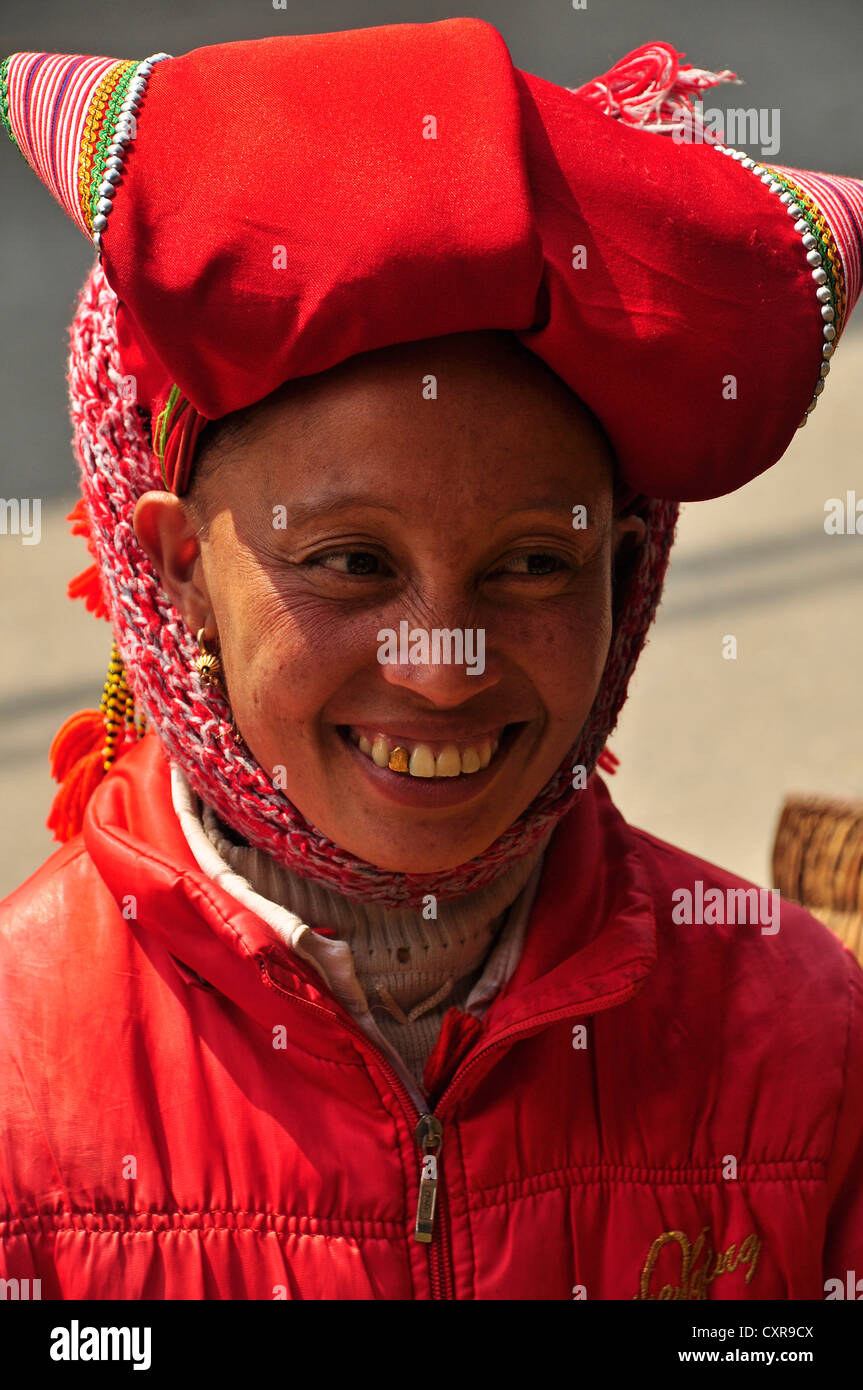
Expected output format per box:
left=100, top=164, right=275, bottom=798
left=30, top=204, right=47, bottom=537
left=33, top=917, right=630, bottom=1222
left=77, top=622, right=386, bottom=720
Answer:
left=66, top=497, right=91, bottom=540
left=573, top=41, right=737, bottom=133
left=67, top=561, right=109, bottom=619
left=597, top=748, right=620, bottom=775
left=48, top=708, right=104, bottom=783
left=47, top=746, right=106, bottom=842
left=65, top=500, right=110, bottom=620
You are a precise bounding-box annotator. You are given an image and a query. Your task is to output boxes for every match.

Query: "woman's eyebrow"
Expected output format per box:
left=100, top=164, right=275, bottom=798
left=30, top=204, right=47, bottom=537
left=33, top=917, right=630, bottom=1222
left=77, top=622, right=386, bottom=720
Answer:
left=270, top=495, right=406, bottom=525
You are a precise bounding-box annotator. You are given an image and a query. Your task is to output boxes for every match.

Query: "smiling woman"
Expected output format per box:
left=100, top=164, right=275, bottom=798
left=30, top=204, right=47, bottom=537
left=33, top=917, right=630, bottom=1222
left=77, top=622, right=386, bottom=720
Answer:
left=1, top=18, right=863, bottom=1306
left=133, top=330, right=645, bottom=873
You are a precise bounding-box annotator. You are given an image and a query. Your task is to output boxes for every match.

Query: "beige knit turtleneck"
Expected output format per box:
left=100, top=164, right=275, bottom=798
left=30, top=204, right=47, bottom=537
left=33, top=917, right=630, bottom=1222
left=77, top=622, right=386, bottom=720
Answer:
left=171, top=766, right=550, bottom=1089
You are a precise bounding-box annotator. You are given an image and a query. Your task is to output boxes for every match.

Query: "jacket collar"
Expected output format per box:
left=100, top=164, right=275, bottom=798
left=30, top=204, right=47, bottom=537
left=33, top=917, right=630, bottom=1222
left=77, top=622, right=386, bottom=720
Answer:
left=82, top=735, right=657, bottom=1049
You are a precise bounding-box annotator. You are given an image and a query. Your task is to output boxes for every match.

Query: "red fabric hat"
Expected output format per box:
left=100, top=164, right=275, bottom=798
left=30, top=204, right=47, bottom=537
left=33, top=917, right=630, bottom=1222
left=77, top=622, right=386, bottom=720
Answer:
left=3, top=19, right=862, bottom=501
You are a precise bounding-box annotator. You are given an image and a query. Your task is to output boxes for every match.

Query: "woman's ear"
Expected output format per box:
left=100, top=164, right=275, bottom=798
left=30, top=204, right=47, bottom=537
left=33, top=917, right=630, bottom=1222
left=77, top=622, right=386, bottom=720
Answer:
left=612, top=510, right=647, bottom=557
left=133, top=491, right=213, bottom=633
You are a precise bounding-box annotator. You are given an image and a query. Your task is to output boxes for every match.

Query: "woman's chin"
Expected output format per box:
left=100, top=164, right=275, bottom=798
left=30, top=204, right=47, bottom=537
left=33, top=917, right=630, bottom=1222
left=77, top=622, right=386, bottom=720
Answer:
left=323, top=832, right=496, bottom=877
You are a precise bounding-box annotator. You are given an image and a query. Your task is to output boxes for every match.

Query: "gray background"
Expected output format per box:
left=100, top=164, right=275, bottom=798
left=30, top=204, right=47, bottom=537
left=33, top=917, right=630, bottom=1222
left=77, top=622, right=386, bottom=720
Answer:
left=1, top=0, right=862, bottom=898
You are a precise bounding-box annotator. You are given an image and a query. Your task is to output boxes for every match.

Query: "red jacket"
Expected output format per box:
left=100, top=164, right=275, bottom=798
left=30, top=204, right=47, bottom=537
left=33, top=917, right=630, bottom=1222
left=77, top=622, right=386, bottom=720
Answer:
left=1, top=734, right=862, bottom=1301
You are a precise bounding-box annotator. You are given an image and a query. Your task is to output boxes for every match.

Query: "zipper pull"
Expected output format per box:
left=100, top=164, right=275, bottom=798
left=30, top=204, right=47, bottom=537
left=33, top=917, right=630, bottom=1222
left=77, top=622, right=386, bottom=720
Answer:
left=413, top=1113, right=443, bottom=1243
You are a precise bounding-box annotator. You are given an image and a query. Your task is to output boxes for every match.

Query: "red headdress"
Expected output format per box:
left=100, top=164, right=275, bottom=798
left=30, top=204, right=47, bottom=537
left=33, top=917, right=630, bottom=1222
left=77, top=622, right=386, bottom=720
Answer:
left=2, top=22, right=861, bottom=903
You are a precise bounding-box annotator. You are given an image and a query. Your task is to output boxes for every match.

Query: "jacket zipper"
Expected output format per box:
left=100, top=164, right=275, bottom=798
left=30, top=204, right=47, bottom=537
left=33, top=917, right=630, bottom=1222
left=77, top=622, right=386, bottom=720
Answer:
left=260, top=960, right=637, bottom=1299
left=259, top=962, right=456, bottom=1296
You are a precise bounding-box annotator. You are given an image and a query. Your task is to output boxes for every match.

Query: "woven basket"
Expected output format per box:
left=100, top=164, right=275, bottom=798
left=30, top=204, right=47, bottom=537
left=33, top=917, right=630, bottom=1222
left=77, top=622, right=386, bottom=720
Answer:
left=772, top=794, right=863, bottom=963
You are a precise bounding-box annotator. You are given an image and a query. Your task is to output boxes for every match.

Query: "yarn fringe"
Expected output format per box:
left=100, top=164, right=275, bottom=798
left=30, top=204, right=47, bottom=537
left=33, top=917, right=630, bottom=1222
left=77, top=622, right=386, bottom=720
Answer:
left=66, top=499, right=109, bottom=619
left=597, top=748, right=620, bottom=775
left=572, top=40, right=739, bottom=135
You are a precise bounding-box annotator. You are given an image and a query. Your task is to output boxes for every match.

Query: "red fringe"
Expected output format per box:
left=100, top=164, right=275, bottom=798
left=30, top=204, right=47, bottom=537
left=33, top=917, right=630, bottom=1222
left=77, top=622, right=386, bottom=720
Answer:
left=597, top=748, right=620, bottom=775
left=65, top=500, right=110, bottom=620
left=66, top=497, right=90, bottom=540
left=47, top=745, right=106, bottom=842
left=48, top=708, right=103, bottom=783
left=67, top=562, right=109, bottom=619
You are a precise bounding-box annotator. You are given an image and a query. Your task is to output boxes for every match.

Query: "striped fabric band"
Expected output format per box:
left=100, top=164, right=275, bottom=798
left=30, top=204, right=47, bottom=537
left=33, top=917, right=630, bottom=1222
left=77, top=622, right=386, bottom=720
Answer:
left=772, top=166, right=863, bottom=338
left=1, top=51, right=170, bottom=242
left=2, top=53, right=122, bottom=236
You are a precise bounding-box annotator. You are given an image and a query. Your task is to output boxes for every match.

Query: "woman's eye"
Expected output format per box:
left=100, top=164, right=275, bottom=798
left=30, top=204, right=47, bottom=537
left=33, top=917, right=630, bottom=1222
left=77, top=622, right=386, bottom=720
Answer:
left=497, top=552, right=568, bottom=576
left=308, top=550, right=392, bottom=576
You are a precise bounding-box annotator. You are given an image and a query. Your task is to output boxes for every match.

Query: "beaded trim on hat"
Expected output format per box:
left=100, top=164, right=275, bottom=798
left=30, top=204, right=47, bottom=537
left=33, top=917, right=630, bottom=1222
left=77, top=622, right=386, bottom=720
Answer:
left=0, top=50, right=171, bottom=248
left=716, top=146, right=863, bottom=426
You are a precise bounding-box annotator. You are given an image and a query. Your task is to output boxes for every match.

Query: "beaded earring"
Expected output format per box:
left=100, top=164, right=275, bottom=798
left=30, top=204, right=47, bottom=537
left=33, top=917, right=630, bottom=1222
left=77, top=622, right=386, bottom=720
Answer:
left=102, top=641, right=146, bottom=771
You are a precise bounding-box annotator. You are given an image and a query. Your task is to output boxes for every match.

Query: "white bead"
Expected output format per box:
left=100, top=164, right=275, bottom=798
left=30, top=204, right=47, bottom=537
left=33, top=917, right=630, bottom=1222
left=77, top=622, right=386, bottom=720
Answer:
left=103, top=168, right=121, bottom=185
left=105, top=155, right=124, bottom=171
left=97, top=182, right=116, bottom=199
left=821, top=305, right=835, bottom=322
left=787, top=203, right=802, bottom=216
left=96, top=197, right=113, bottom=214
left=816, top=285, right=832, bottom=303
left=793, top=218, right=809, bottom=233
left=814, top=379, right=825, bottom=396
left=801, top=233, right=817, bottom=249
left=106, top=143, right=124, bottom=157
left=92, top=213, right=108, bottom=231
left=741, top=157, right=754, bottom=169
left=823, top=323, right=836, bottom=339
left=805, top=249, right=822, bottom=266
left=779, top=192, right=792, bottom=204
left=812, top=267, right=828, bottom=284
left=820, top=361, right=831, bottom=377
left=823, top=342, right=835, bottom=358
left=768, top=180, right=783, bottom=193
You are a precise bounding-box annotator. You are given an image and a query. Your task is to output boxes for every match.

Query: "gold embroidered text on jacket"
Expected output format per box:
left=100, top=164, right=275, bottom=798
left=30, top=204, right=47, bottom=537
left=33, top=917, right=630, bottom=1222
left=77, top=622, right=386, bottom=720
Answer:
left=633, top=1225, right=761, bottom=1300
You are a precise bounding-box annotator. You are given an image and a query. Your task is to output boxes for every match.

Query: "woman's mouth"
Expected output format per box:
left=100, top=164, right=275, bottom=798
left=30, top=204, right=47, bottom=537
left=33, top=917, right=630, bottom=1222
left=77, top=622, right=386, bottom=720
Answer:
left=335, top=722, right=526, bottom=808
left=346, top=726, right=502, bottom=778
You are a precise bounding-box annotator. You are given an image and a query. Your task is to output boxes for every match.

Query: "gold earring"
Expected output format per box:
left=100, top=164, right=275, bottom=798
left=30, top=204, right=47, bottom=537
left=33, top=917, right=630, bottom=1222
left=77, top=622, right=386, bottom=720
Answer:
left=194, top=628, right=243, bottom=746
left=194, top=627, right=224, bottom=689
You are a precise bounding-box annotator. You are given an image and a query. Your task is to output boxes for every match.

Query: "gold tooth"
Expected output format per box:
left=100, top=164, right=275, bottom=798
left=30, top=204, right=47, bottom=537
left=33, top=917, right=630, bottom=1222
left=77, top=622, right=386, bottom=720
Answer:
left=388, top=745, right=409, bottom=773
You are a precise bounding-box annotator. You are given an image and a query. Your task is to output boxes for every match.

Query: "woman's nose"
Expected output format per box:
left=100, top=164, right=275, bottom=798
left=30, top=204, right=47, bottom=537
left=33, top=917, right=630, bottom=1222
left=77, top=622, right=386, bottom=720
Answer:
left=374, top=616, right=502, bottom=704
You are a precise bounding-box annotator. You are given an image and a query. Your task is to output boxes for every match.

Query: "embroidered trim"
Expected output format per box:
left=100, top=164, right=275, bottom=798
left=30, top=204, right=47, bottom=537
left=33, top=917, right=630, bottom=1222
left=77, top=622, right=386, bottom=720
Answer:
left=717, top=145, right=842, bottom=427
left=87, top=52, right=171, bottom=250
left=0, top=55, right=17, bottom=148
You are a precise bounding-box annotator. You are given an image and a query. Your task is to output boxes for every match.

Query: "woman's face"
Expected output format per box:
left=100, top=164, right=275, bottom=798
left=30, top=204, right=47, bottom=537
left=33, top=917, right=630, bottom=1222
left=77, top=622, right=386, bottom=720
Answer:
left=135, top=331, right=644, bottom=873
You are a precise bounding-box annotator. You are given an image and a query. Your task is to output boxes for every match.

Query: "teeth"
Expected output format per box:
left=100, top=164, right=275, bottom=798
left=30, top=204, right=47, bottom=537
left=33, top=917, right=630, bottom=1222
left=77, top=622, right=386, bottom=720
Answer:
left=352, top=729, right=505, bottom=777
left=435, top=745, right=462, bottom=778
left=408, top=746, right=436, bottom=778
